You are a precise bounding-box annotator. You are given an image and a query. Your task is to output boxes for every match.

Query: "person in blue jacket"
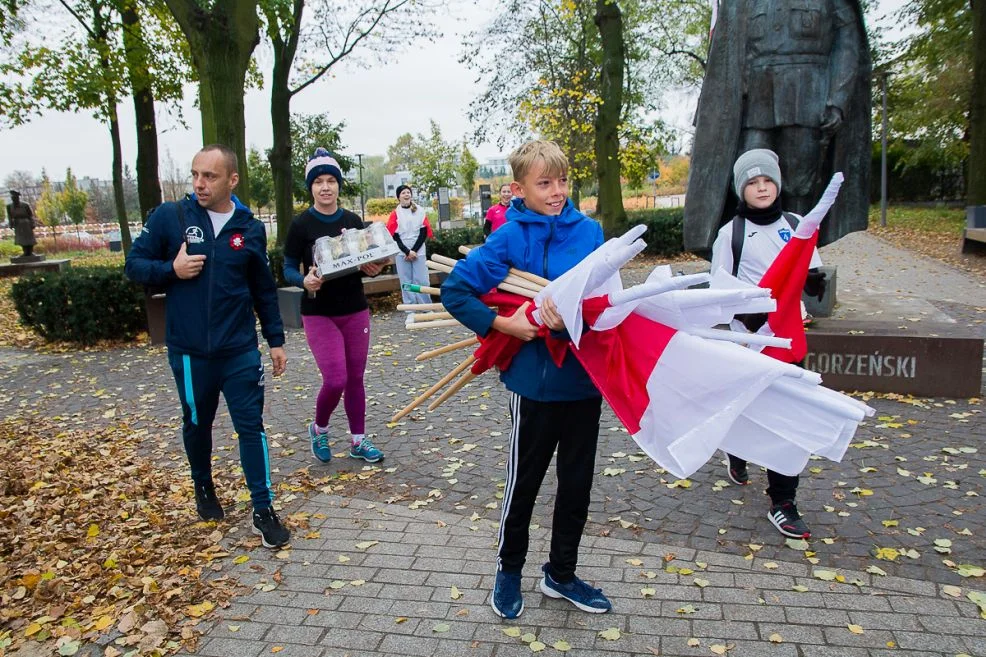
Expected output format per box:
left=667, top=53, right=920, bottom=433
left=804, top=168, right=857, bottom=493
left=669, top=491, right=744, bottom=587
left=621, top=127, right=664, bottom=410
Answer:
left=125, top=144, right=290, bottom=548
left=442, top=140, right=611, bottom=619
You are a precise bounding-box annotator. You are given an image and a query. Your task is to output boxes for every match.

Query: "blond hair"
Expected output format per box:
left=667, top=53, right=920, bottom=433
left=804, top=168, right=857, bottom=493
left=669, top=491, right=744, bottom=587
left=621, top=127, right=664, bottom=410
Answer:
left=508, top=140, right=568, bottom=183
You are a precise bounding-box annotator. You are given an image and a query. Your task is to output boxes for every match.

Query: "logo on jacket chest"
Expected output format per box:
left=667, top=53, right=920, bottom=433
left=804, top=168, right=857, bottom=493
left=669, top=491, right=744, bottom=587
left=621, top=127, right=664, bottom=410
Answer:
left=185, top=226, right=205, bottom=244
left=230, top=233, right=245, bottom=250
left=778, top=228, right=792, bottom=243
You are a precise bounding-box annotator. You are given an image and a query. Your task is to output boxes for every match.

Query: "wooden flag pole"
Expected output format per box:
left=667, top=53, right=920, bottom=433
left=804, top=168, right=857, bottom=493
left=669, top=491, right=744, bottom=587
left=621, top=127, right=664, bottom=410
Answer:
left=390, top=355, right=476, bottom=422
left=415, top=336, right=479, bottom=361
left=397, top=302, right=446, bottom=312
left=427, top=370, right=478, bottom=411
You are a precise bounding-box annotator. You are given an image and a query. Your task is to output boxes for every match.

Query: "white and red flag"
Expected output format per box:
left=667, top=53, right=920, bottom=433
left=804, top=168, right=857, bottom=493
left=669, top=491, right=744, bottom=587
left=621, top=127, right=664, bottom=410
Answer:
left=756, top=173, right=844, bottom=362
left=530, top=202, right=872, bottom=479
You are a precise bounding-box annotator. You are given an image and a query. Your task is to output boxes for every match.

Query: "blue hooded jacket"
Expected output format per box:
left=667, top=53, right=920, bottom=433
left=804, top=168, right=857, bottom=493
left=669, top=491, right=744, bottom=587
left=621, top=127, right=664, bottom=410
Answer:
left=441, top=197, right=603, bottom=401
left=125, top=196, right=284, bottom=359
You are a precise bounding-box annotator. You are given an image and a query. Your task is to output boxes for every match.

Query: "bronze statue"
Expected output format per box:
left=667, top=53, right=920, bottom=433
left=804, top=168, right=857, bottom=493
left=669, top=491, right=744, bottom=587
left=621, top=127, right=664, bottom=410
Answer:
left=684, top=0, right=871, bottom=256
left=6, top=190, right=39, bottom=258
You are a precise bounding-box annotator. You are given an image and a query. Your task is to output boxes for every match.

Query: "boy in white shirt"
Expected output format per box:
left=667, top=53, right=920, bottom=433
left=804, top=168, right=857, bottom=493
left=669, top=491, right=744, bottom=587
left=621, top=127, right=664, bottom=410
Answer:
left=710, top=148, right=826, bottom=539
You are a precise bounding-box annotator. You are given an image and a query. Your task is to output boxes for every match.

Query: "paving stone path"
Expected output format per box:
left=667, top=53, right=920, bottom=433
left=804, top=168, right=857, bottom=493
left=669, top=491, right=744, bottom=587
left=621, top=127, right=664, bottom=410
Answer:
left=2, top=232, right=984, bottom=656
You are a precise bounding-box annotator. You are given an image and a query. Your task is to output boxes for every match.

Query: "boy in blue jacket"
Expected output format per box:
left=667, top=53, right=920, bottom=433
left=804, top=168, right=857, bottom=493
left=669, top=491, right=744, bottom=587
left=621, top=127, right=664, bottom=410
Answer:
left=125, top=144, right=290, bottom=548
left=442, top=140, right=610, bottom=618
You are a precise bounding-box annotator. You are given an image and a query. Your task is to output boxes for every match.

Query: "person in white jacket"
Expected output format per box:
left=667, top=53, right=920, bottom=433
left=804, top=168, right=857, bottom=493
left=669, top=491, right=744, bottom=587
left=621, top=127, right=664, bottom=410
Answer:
left=386, top=184, right=434, bottom=306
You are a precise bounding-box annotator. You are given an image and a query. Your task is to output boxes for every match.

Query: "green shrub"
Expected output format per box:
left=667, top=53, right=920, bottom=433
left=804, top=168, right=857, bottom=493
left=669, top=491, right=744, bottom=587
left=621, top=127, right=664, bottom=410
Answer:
left=613, top=208, right=685, bottom=256
left=428, top=225, right=485, bottom=259
left=0, top=240, right=22, bottom=258
left=366, top=197, right=398, bottom=216
left=10, top=266, right=146, bottom=343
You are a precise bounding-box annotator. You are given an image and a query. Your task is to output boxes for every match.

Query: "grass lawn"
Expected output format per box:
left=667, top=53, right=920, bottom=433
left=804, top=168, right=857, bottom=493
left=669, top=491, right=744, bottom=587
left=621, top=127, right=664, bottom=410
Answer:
left=867, top=204, right=985, bottom=278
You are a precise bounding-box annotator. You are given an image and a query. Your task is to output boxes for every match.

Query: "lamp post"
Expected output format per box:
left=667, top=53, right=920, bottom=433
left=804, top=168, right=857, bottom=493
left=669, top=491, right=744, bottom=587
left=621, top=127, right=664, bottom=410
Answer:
left=356, top=153, right=366, bottom=219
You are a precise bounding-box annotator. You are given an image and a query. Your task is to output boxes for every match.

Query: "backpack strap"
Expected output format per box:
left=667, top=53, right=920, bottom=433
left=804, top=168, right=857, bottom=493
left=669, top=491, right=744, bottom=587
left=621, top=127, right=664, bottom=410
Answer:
left=781, top=211, right=799, bottom=231
left=174, top=201, right=188, bottom=240
left=730, top=216, right=744, bottom=277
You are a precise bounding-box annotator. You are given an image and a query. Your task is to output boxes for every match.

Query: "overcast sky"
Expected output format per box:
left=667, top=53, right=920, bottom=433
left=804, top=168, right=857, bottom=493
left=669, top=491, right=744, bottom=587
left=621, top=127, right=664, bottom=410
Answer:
left=0, top=0, right=908, bottom=185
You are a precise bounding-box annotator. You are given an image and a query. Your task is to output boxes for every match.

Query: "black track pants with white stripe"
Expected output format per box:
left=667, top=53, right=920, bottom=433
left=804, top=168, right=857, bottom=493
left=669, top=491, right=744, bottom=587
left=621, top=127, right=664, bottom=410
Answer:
left=496, top=393, right=602, bottom=582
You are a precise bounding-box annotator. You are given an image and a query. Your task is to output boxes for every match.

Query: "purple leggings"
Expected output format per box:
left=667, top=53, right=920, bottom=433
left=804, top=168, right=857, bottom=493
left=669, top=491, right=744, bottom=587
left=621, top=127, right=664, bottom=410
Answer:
left=302, top=310, right=370, bottom=433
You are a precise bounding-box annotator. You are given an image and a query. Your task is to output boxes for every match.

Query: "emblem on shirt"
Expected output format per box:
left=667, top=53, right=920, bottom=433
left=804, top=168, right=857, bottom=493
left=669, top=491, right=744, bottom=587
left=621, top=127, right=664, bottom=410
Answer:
left=185, top=226, right=205, bottom=244
left=778, top=228, right=791, bottom=243
left=230, top=233, right=245, bottom=250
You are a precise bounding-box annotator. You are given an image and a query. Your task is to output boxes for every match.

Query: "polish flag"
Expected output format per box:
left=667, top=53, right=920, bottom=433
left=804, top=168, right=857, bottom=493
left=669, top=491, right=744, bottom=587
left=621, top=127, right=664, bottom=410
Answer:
left=570, top=295, right=862, bottom=479
left=756, top=173, right=844, bottom=363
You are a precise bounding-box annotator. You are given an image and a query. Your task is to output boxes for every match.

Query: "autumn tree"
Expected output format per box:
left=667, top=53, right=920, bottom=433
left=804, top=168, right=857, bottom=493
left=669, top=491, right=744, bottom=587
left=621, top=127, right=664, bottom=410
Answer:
left=462, top=0, right=700, bottom=207
left=386, top=133, right=417, bottom=172
left=969, top=0, right=985, bottom=205
left=288, top=112, right=353, bottom=203
left=458, top=143, right=478, bottom=207
left=34, top=170, right=61, bottom=246
left=58, top=167, right=89, bottom=240
left=120, top=1, right=189, bottom=220
left=408, top=120, right=458, bottom=198
left=593, top=0, right=627, bottom=232
left=247, top=148, right=274, bottom=212
left=1, top=1, right=189, bottom=253
left=164, top=0, right=260, bottom=207
left=879, top=0, right=972, bottom=181
left=262, top=0, right=441, bottom=245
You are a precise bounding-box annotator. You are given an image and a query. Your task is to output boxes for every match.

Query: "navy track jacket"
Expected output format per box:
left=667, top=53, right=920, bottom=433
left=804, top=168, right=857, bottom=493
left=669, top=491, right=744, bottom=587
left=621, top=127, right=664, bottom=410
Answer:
left=441, top=197, right=603, bottom=402
left=125, top=196, right=285, bottom=359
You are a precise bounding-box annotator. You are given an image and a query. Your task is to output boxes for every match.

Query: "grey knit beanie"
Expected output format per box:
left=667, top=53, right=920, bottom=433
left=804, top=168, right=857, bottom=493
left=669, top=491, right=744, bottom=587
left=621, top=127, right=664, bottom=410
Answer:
left=733, top=149, right=782, bottom=198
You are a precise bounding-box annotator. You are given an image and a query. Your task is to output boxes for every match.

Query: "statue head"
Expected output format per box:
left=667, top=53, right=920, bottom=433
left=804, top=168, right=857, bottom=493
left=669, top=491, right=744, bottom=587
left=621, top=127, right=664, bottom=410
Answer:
left=9, top=190, right=20, bottom=203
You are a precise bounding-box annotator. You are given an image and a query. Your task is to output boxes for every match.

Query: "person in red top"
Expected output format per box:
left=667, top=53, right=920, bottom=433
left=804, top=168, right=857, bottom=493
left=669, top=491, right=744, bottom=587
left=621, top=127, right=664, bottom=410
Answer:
left=386, top=184, right=434, bottom=305
left=483, top=183, right=512, bottom=239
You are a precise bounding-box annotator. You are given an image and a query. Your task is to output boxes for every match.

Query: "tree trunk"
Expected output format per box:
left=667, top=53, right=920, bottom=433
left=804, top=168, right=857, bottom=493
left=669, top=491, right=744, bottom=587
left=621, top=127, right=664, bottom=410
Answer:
left=164, top=0, right=259, bottom=207
left=266, top=0, right=304, bottom=247
left=269, top=81, right=294, bottom=247
left=969, top=0, right=986, bottom=205
left=108, top=102, right=132, bottom=254
left=594, top=0, right=627, bottom=234
left=122, top=4, right=163, bottom=220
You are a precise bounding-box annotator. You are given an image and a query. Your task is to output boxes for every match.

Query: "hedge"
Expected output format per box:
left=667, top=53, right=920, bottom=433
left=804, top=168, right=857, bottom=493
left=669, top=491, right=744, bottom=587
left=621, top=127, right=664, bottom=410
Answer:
left=366, top=197, right=398, bottom=215
left=428, top=225, right=485, bottom=260
left=611, top=207, right=685, bottom=257
left=11, top=266, right=146, bottom=344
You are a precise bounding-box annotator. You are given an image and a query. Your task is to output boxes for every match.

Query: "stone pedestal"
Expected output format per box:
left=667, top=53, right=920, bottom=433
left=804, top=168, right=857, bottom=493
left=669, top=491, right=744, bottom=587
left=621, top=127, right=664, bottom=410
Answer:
left=11, top=254, right=45, bottom=264
left=802, top=265, right=836, bottom=318
left=0, top=258, right=70, bottom=277
left=805, top=319, right=983, bottom=397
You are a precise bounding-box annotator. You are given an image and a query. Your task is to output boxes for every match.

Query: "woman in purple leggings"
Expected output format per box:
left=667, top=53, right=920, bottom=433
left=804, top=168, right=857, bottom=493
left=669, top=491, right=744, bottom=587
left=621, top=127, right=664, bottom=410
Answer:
left=282, top=148, right=386, bottom=463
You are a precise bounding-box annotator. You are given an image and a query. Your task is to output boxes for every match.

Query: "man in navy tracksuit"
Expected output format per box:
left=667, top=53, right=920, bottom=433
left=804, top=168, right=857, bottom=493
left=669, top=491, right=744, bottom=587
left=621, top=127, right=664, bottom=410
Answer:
left=125, top=144, right=290, bottom=548
left=442, top=140, right=611, bottom=619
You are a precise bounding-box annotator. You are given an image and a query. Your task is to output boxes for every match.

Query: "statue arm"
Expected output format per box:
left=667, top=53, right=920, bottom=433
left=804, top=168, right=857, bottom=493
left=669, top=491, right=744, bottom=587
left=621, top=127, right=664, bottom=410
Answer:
left=826, top=2, right=863, bottom=121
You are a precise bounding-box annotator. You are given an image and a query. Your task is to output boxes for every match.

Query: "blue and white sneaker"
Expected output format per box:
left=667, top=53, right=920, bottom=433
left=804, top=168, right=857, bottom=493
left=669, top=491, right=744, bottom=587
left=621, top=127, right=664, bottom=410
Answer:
left=491, top=569, right=524, bottom=619
left=308, top=422, right=332, bottom=463
left=349, top=437, right=383, bottom=463
left=540, top=563, right=611, bottom=613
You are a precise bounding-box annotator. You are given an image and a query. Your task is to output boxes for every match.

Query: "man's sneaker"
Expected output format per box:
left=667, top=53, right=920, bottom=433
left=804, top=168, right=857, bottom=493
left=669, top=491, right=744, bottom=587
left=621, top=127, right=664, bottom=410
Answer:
left=308, top=422, right=332, bottom=463
left=540, top=564, right=611, bottom=613
left=727, top=461, right=750, bottom=486
left=349, top=437, right=383, bottom=463
left=252, top=507, right=290, bottom=548
left=491, top=570, right=524, bottom=619
left=194, top=481, right=224, bottom=521
left=768, top=500, right=811, bottom=538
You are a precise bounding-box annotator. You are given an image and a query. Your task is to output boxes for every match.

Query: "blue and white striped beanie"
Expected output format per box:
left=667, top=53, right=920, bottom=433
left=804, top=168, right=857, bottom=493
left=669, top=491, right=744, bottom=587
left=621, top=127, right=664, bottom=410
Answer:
left=305, top=148, right=343, bottom=190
